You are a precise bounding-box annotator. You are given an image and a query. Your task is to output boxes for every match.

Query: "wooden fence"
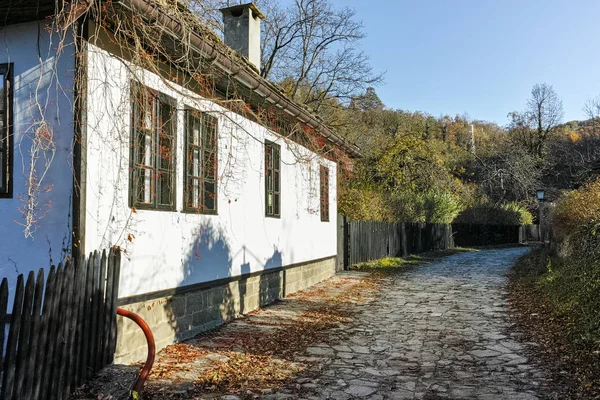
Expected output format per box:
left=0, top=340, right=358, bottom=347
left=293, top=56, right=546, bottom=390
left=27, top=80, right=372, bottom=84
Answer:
left=343, top=219, right=453, bottom=267
left=0, top=248, right=121, bottom=400
left=519, top=224, right=541, bottom=242
left=452, top=224, right=521, bottom=247
left=337, top=217, right=533, bottom=269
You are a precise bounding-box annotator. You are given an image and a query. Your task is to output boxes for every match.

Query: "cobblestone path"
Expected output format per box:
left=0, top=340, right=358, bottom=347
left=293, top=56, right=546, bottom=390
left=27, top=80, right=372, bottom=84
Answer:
left=270, top=247, right=558, bottom=400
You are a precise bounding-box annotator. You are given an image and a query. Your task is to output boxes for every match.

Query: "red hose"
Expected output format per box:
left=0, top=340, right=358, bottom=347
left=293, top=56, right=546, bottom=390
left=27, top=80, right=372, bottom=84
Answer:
left=117, top=307, right=156, bottom=396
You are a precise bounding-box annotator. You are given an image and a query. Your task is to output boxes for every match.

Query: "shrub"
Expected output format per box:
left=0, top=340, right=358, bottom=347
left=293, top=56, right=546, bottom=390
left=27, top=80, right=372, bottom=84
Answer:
left=453, top=202, right=533, bottom=225
left=419, top=191, right=461, bottom=224
left=340, top=185, right=462, bottom=224
left=553, top=178, right=600, bottom=239
left=338, top=186, right=397, bottom=222
left=500, top=202, right=534, bottom=225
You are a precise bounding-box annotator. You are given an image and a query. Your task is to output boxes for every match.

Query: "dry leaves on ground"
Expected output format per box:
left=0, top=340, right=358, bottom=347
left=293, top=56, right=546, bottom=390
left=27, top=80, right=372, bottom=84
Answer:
left=144, top=274, right=382, bottom=399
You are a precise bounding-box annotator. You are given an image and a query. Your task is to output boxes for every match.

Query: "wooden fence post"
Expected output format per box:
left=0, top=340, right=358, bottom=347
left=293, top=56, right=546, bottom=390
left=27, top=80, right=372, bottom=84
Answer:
left=0, top=249, right=122, bottom=400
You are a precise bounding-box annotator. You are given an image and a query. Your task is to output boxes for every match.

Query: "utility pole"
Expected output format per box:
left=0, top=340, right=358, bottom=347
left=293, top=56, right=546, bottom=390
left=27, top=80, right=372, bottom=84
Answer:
left=469, top=124, right=476, bottom=156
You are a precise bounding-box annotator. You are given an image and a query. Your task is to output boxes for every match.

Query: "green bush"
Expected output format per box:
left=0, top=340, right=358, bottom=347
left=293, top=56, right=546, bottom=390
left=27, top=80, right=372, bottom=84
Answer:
left=418, top=191, right=461, bottom=224
left=500, top=202, right=534, bottom=225
left=453, top=202, right=533, bottom=225
left=340, top=185, right=461, bottom=224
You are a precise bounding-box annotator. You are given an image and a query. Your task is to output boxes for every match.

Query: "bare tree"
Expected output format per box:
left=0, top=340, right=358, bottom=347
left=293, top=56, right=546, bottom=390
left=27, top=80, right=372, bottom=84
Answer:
left=185, top=0, right=382, bottom=120
left=259, top=0, right=383, bottom=114
left=527, top=83, right=564, bottom=157
left=584, top=95, right=600, bottom=128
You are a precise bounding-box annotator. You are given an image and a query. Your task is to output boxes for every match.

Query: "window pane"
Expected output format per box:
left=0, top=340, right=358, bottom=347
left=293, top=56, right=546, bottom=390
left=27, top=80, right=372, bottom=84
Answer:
left=158, top=170, right=172, bottom=205
left=0, top=73, right=5, bottom=131
left=158, top=102, right=173, bottom=170
left=320, top=166, right=329, bottom=221
left=273, top=146, right=280, bottom=170
left=204, top=151, right=216, bottom=179
left=203, top=114, right=217, bottom=150
left=159, top=133, right=172, bottom=170
left=203, top=181, right=215, bottom=210
left=0, top=152, right=4, bottom=191
left=265, top=146, right=272, bottom=170
left=274, top=193, right=279, bottom=216
left=137, top=167, right=152, bottom=204
left=266, top=169, right=272, bottom=191
left=274, top=171, right=279, bottom=193
left=136, top=131, right=152, bottom=166
left=1, top=73, right=6, bottom=115
left=1, top=68, right=10, bottom=196
left=191, top=149, right=200, bottom=177
left=192, top=116, right=201, bottom=146
left=135, top=89, right=153, bottom=131
left=188, top=177, right=200, bottom=208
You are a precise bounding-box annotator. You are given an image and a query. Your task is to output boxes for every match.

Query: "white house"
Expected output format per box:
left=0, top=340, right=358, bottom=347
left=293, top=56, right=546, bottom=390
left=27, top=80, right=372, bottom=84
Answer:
left=0, top=0, right=360, bottom=362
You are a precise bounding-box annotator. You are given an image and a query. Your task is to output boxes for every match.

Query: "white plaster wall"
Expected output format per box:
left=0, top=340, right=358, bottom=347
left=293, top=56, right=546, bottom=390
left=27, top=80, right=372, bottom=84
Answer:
left=0, top=22, right=75, bottom=291
left=84, top=43, right=338, bottom=298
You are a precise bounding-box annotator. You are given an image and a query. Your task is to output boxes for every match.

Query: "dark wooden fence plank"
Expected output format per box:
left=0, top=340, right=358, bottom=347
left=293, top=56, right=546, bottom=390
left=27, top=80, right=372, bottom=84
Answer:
left=33, top=265, right=55, bottom=400
left=104, top=249, right=115, bottom=365
left=14, top=271, right=35, bottom=399
left=107, top=249, right=121, bottom=361
left=96, top=250, right=108, bottom=372
left=2, top=273, right=24, bottom=400
left=42, top=264, right=63, bottom=400
left=0, top=278, right=8, bottom=367
left=73, top=254, right=87, bottom=387
left=49, top=263, right=69, bottom=400
left=82, top=254, right=94, bottom=381
left=57, top=260, right=76, bottom=399
left=88, top=250, right=100, bottom=379
left=22, top=269, right=44, bottom=400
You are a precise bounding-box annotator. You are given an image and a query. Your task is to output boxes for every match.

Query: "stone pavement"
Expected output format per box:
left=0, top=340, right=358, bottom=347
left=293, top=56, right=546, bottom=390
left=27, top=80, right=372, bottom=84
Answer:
left=267, top=247, right=560, bottom=400
left=145, top=248, right=563, bottom=400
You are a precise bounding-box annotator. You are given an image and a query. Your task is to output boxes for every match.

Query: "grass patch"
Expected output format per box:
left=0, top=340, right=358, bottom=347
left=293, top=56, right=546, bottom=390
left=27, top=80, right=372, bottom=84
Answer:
left=351, top=247, right=477, bottom=272
left=508, top=246, right=600, bottom=398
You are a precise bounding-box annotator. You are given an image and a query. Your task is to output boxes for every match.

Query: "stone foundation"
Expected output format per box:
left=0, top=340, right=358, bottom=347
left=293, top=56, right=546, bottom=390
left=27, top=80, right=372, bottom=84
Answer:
left=114, top=256, right=336, bottom=363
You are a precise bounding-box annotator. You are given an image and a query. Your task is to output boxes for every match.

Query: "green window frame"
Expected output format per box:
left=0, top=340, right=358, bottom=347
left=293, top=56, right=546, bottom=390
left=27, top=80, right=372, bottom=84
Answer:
left=184, top=109, right=218, bottom=214
left=320, top=165, right=329, bottom=222
left=129, top=83, right=176, bottom=210
left=0, top=63, right=13, bottom=198
left=265, top=140, right=280, bottom=218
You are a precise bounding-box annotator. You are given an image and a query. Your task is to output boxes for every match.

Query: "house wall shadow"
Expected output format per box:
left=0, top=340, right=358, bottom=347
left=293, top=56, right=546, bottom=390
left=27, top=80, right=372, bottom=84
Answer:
left=259, top=249, right=283, bottom=306
left=160, top=221, right=286, bottom=348
left=162, top=220, right=236, bottom=344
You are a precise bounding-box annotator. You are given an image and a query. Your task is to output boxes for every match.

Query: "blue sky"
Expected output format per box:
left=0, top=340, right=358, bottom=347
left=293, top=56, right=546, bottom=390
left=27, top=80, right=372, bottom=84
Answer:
left=323, top=0, right=600, bottom=126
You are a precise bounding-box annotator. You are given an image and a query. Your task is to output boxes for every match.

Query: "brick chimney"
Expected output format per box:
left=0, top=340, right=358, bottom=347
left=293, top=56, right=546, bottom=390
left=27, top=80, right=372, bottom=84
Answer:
left=220, top=3, right=265, bottom=72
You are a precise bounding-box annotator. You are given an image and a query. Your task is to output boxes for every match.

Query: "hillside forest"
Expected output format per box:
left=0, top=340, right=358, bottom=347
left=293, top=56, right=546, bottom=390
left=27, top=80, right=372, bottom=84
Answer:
left=335, top=84, right=600, bottom=226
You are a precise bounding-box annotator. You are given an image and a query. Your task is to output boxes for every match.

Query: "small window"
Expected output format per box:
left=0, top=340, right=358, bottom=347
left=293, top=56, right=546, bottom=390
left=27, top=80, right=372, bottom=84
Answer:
left=320, top=165, right=329, bottom=222
left=0, top=63, right=13, bottom=198
left=184, top=109, right=218, bottom=214
left=265, top=140, right=280, bottom=218
left=129, top=83, right=176, bottom=210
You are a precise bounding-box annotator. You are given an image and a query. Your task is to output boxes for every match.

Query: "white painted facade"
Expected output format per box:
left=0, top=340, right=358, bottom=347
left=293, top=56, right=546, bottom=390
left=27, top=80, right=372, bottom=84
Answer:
left=0, top=21, right=75, bottom=292
left=83, top=38, right=337, bottom=298
left=0, top=21, right=338, bottom=301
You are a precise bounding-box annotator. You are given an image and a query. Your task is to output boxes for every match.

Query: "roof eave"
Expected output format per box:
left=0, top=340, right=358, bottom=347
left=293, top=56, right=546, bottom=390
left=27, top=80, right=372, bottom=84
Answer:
left=113, top=0, right=362, bottom=158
